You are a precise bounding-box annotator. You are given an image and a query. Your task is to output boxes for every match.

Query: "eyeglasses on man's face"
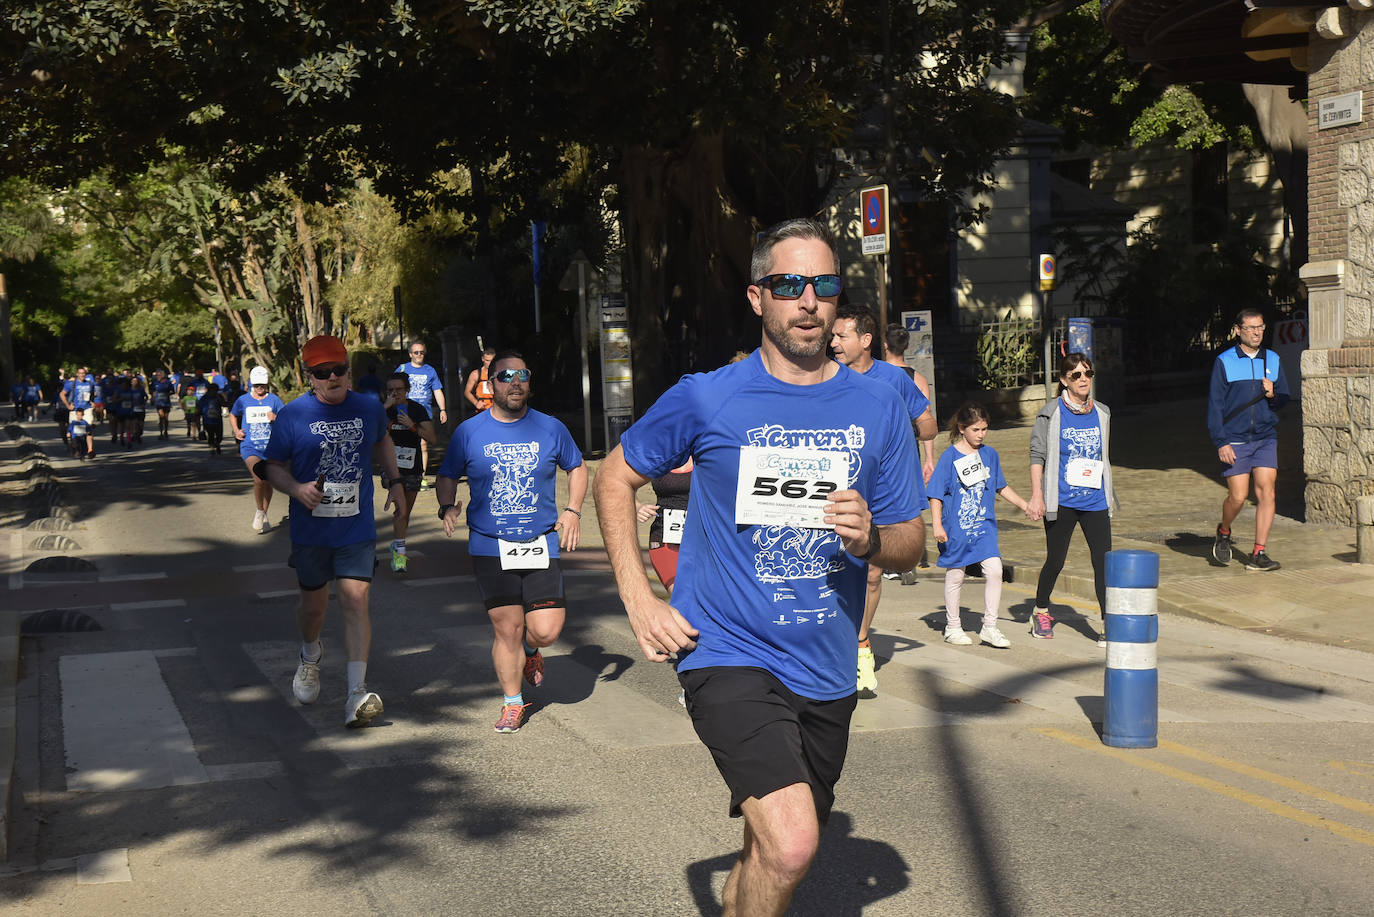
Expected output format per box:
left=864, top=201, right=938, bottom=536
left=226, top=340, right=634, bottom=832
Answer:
left=752, top=273, right=843, bottom=300
left=411, top=349, right=426, bottom=356
left=309, top=363, right=349, bottom=380
left=494, top=368, right=531, bottom=383
left=1239, top=324, right=1265, bottom=332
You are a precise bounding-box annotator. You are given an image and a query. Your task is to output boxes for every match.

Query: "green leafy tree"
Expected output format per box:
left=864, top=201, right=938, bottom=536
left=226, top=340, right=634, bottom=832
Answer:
left=0, top=177, right=59, bottom=389
left=6, top=1, right=1027, bottom=399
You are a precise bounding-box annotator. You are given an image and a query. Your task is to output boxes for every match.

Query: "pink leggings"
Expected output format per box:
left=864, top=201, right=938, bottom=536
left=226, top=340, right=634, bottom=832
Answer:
left=943, top=556, right=1004, bottom=628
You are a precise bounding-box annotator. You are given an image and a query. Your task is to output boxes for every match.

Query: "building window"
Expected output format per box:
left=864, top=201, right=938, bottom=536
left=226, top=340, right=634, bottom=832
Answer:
left=897, top=202, right=951, bottom=319
left=1191, top=144, right=1228, bottom=244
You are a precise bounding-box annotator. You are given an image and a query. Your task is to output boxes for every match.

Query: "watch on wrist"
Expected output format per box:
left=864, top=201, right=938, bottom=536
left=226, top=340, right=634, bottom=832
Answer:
left=855, top=522, right=881, bottom=561
left=438, top=503, right=454, bottom=520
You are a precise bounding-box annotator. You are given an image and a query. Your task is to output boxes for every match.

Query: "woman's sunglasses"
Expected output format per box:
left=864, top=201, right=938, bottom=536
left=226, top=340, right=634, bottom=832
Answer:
left=494, top=368, right=531, bottom=383
left=309, top=363, right=349, bottom=380
left=1066, top=369, right=1095, bottom=381
left=752, top=273, right=843, bottom=299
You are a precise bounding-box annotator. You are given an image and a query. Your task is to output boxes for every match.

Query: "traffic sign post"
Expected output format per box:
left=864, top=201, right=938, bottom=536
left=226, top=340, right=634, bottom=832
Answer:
left=860, top=185, right=890, bottom=332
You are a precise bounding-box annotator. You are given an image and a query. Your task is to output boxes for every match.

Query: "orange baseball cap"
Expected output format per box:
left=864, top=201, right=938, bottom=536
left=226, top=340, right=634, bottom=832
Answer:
left=301, top=335, right=347, bottom=368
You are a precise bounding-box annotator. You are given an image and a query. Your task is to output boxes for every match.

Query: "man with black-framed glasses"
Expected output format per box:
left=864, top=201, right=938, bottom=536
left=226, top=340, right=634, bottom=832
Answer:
left=396, top=339, right=447, bottom=482
left=595, top=217, right=923, bottom=915
left=262, top=335, right=406, bottom=728
left=435, top=350, right=587, bottom=734
left=1207, top=308, right=1290, bottom=572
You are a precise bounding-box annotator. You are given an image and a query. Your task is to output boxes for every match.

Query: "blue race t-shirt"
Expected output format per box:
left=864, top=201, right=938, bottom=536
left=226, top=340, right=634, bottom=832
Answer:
left=1057, top=405, right=1109, bottom=511
left=152, top=379, right=175, bottom=408
left=927, top=443, right=1006, bottom=568
left=114, top=386, right=134, bottom=417
left=65, top=379, right=96, bottom=410
left=619, top=351, right=924, bottom=701
left=199, top=394, right=224, bottom=423
left=862, top=359, right=929, bottom=421
left=264, top=391, right=390, bottom=546
left=437, top=408, right=583, bottom=558
left=395, top=362, right=443, bottom=409
left=232, top=392, right=287, bottom=458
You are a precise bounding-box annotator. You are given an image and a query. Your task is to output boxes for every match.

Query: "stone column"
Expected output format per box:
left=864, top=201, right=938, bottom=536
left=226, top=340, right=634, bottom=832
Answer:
left=1301, top=8, right=1374, bottom=523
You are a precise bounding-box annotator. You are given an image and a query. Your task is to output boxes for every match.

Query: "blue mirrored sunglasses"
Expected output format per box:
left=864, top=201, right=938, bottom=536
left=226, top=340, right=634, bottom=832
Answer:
left=752, top=273, right=843, bottom=299
left=494, top=368, right=531, bottom=383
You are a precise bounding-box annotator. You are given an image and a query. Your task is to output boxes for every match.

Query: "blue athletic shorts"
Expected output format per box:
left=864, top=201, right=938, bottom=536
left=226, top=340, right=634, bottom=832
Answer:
left=289, top=539, right=377, bottom=590
left=1222, top=438, right=1277, bottom=477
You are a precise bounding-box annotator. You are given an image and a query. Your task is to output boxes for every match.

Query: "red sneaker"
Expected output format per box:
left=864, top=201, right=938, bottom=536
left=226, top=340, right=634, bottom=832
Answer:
left=522, top=649, right=545, bottom=688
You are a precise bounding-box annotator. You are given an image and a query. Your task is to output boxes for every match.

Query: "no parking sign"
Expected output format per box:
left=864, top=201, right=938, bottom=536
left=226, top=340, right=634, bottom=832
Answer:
left=860, top=185, right=888, bottom=255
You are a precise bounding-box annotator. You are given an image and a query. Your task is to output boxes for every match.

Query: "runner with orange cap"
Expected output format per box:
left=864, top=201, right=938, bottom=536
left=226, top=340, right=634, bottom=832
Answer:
left=261, top=335, right=406, bottom=728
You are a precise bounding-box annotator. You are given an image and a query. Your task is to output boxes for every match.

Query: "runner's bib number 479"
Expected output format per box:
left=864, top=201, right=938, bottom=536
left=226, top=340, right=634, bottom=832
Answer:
left=498, top=537, right=549, bottom=570
left=734, top=446, right=850, bottom=529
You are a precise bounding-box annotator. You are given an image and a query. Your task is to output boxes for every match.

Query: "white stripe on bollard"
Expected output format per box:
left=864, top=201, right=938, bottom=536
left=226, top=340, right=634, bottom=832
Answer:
left=1107, top=642, right=1158, bottom=670
left=1104, top=586, right=1157, bottom=616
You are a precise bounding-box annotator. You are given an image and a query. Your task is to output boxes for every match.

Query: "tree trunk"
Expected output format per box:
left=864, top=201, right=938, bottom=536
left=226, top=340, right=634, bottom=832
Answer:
left=0, top=272, right=13, bottom=395
left=294, top=199, right=326, bottom=339
left=618, top=131, right=758, bottom=410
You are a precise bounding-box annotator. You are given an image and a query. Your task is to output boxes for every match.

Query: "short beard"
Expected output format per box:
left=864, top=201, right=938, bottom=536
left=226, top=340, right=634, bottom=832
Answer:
left=763, top=312, right=833, bottom=359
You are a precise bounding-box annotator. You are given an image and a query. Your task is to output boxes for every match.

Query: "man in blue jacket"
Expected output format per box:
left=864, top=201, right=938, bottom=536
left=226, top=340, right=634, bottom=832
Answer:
left=1207, top=308, right=1290, bottom=571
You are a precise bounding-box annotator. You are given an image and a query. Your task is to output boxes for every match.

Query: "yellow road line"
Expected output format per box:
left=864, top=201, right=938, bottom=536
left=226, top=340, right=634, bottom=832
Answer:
left=1157, top=739, right=1374, bottom=818
left=1329, top=760, right=1374, bottom=781
left=1034, top=727, right=1374, bottom=849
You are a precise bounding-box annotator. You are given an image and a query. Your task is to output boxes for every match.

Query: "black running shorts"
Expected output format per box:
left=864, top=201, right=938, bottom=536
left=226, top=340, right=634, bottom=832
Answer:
left=472, top=555, right=565, bottom=613
left=679, top=666, right=857, bottom=822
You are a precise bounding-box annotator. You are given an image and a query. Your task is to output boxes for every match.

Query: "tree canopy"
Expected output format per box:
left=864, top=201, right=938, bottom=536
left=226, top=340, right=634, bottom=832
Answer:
left=5, top=1, right=1030, bottom=400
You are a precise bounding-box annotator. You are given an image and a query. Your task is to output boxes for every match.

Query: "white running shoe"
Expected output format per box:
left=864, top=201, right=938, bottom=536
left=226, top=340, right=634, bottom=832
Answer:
left=944, top=626, right=974, bottom=645
left=292, top=655, right=321, bottom=704
left=344, top=686, right=383, bottom=728
left=252, top=510, right=266, bottom=533
left=979, top=625, right=1011, bottom=649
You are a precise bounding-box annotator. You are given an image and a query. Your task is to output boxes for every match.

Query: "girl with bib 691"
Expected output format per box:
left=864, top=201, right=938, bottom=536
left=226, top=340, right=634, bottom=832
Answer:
left=928, top=402, right=1033, bottom=648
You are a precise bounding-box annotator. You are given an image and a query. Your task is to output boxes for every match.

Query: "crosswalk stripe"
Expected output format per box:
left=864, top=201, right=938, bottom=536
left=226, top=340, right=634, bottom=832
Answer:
left=61, top=650, right=208, bottom=791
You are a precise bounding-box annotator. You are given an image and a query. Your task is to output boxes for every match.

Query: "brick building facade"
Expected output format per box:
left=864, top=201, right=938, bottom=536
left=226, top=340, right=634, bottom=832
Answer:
left=1300, top=6, right=1374, bottom=524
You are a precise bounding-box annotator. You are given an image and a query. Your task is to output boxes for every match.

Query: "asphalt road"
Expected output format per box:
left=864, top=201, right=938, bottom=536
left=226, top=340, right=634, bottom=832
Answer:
left=3, top=428, right=1374, bottom=916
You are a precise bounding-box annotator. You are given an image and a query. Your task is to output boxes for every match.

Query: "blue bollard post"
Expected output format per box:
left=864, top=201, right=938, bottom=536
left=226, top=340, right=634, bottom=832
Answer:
left=1103, top=549, right=1159, bottom=748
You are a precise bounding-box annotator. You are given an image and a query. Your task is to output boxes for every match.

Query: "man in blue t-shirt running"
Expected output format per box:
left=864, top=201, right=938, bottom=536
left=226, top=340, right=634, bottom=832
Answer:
left=831, top=302, right=936, bottom=698
left=395, top=340, right=447, bottom=480
left=262, top=335, right=406, bottom=729
left=435, top=351, right=587, bottom=734
left=594, top=218, right=924, bottom=916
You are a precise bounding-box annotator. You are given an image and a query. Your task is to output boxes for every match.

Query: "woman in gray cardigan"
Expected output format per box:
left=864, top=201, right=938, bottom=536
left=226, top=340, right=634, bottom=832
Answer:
left=1027, top=352, right=1116, bottom=643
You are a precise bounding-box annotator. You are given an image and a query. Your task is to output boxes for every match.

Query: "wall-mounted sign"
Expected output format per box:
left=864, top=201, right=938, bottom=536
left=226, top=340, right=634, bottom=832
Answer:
left=1319, top=91, right=1362, bottom=130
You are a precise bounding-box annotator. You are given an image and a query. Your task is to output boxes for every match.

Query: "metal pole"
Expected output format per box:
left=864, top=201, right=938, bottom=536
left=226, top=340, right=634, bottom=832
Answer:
left=578, top=262, right=592, bottom=451
left=877, top=253, right=889, bottom=342
left=1042, top=288, right=1054, bottom=400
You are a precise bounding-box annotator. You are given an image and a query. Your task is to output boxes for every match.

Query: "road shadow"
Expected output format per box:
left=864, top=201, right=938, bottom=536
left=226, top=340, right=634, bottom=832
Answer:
left=1213, top=663, right=1331, bottom=700
left=684, top=811, right=910, bottom=917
